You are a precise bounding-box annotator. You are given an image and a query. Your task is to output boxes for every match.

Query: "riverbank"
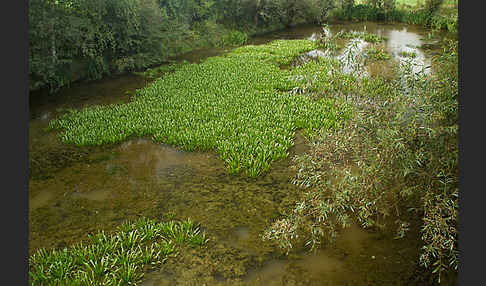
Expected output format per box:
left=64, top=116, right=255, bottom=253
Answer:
left=29, top=1, right=457, bottom=96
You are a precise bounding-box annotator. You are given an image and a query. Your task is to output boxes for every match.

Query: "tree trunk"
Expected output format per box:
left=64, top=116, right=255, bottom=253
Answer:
left=49, top=3, right=57, bottom=66
left=254, top=0, right=263, bottom=28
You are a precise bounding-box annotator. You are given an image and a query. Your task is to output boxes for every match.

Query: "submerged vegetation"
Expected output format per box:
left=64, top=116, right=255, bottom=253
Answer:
left=48, top=40, right=349, bottom=177
left=29, top=217, right=207, bottom=285
left=263, top=31, right=458, bottom=283
left=398, top=50, right=418, bottom=58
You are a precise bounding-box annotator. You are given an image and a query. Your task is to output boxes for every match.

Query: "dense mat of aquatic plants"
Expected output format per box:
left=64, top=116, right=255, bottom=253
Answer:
left=335, top=30, right=386, bottom=43
left=365, top=46, right=391, bottom=61
left=49, top=40, right=349, bottom=177
left=29, top=217, right=207, bottom=286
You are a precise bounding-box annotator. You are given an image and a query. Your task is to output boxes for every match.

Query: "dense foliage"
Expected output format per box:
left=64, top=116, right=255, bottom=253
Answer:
left=330, top=0, right=457, bottom=32
left=263, top=31, right=458, bottom=284
left=29, top=0, right=455, bottom=93
left=48, top=39, right=349, bottom=177
left=29, top=0, right=339, bottom=92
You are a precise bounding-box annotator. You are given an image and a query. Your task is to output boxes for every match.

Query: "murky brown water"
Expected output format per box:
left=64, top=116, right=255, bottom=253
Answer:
left=29, top=22, right=454, bottom=285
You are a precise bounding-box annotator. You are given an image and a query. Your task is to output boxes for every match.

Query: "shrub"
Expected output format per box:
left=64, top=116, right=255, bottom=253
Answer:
left=263, top=39, right=458, bottom=284
left=219, top=30, right=249, bottom=47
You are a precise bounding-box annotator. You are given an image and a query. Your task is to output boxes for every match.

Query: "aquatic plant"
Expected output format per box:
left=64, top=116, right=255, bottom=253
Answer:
left=335, top=30, right=386, bottom=43
left=49, top=39, right=350, bottom=177
left=398, top=50, right=417, bottom=58
left=429, top=13, right=458, bottom=32
left=365, top=46, right=392, bottom=61
left=29, top=217, right=207, bottom=286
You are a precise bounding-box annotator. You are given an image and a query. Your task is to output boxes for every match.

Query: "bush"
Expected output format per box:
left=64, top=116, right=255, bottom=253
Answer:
left=219, top=30, right=249, bottom=47
left=263, top=38, right=458, bottom=284
left=330, top=4, right=384, bottom=21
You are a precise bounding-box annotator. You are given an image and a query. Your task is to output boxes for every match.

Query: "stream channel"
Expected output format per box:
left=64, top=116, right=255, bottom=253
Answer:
left=29, top=21, right=454, bottom=285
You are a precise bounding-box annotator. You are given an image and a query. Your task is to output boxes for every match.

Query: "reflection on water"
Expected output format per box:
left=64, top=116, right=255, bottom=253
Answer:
left=385, top=26, right=431, bottom=74
left=291, top=22, right=438, bottom=76
left=119, top=138, right=223, bottom=182
left=244, top=259, right=287, bottom=284
left=29, top=21, right=449, bottom=285
left=241, top=223, right=371, bottom=286
left=327, top=22, right=433, bottom=75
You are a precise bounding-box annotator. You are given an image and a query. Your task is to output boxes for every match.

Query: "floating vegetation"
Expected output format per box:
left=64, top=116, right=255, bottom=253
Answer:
left=335, top=30, right=387, bottom=43
left=398, top=50, right=418, bottom=58
left=49, top=40, right=350, bottom=177
left=29, top=217, right=208, bottom=286
left=365, top=46, right=391, bottom=61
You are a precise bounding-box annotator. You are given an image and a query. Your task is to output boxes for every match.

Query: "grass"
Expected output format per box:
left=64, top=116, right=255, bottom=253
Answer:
left=48, top=39, right=350, bottom=177
left=29, top=217, right=208, bottom=286
left=263, top=34, right=458, bottom=284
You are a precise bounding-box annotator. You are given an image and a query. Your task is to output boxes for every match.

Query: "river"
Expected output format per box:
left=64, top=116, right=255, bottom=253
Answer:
left=29, top=21, right=454, bottom=285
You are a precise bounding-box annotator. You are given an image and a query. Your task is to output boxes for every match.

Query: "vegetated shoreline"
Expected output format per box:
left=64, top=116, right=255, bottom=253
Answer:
left=28, top=1, right=456, bottom=96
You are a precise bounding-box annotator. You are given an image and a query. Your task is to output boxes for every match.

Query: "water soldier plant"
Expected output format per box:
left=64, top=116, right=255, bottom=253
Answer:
left=29, top=217, right=208, bottom=286
left=365, top=46, right=392, bottom=61
left=335, top=30, right=387, bottom=44
left=398, top=50, right=418, bottom=58
left=48, top=40, right=350, bottom=177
